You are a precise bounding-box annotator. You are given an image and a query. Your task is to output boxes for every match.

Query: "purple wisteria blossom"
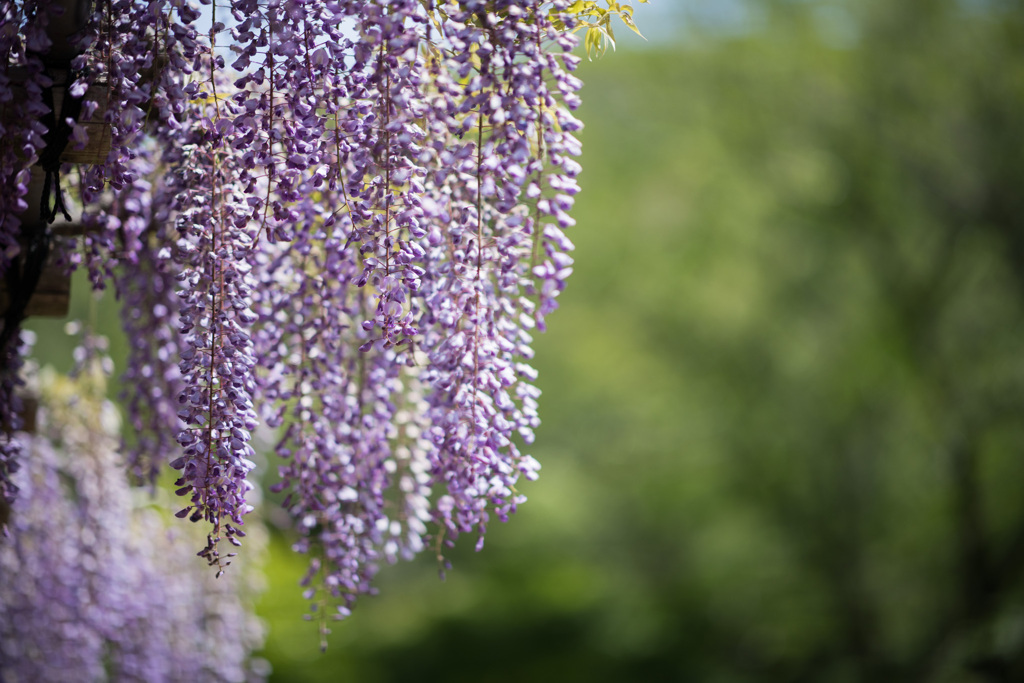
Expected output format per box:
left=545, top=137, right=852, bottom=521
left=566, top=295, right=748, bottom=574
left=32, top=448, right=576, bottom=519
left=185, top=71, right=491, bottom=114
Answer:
left=167, top=92, right=261, bottom=574
left=1, top=0, right=595, bottom=628
left=244, top=0, right=583, bottom=623
left=108, top=164, right=188, bottom=487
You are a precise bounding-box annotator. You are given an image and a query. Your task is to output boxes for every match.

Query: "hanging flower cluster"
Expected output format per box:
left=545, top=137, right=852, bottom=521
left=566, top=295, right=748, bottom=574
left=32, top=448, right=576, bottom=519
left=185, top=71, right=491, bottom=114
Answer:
left=0, top=0, right=643, bottom=627
left=0, top=333, right=266, bottom=682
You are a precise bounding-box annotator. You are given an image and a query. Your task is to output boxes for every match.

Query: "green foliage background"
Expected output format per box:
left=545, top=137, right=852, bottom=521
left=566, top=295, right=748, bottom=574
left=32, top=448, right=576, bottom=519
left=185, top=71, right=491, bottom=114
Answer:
left=27, top=0, right=1024, bottom=680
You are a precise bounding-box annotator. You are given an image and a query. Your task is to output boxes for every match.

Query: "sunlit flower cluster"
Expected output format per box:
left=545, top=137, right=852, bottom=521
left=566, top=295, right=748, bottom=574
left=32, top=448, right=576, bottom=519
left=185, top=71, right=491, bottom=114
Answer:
left=1, top=0, right=588, bottom=623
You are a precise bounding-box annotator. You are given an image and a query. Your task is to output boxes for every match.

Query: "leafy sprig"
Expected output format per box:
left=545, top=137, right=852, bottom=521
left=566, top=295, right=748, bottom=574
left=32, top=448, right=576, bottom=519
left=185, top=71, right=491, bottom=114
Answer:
left=557, top=0, right=650, bottom=58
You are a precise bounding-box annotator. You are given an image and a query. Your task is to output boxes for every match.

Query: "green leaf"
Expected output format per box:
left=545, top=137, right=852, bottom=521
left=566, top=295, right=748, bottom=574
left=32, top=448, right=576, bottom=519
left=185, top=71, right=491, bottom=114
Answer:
left=620, top=11, right=645, bottom=39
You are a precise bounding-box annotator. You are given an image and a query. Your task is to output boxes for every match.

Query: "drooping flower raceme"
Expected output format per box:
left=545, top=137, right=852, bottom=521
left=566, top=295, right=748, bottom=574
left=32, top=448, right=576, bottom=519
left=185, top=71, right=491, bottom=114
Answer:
left=0, top=0, right=602, bottom=626
left=166, top=92, right=261, bottom=575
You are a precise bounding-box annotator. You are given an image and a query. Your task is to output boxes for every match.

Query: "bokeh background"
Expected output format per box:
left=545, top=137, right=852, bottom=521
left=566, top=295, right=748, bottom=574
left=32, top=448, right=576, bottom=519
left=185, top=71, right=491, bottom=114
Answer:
left=27, top=0, right=1024, bottom=680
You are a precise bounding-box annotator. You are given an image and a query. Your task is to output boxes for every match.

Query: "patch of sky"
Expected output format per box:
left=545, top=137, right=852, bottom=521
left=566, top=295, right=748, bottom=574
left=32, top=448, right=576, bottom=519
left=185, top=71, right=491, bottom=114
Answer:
left=618, top=0, right=760, bottom=48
